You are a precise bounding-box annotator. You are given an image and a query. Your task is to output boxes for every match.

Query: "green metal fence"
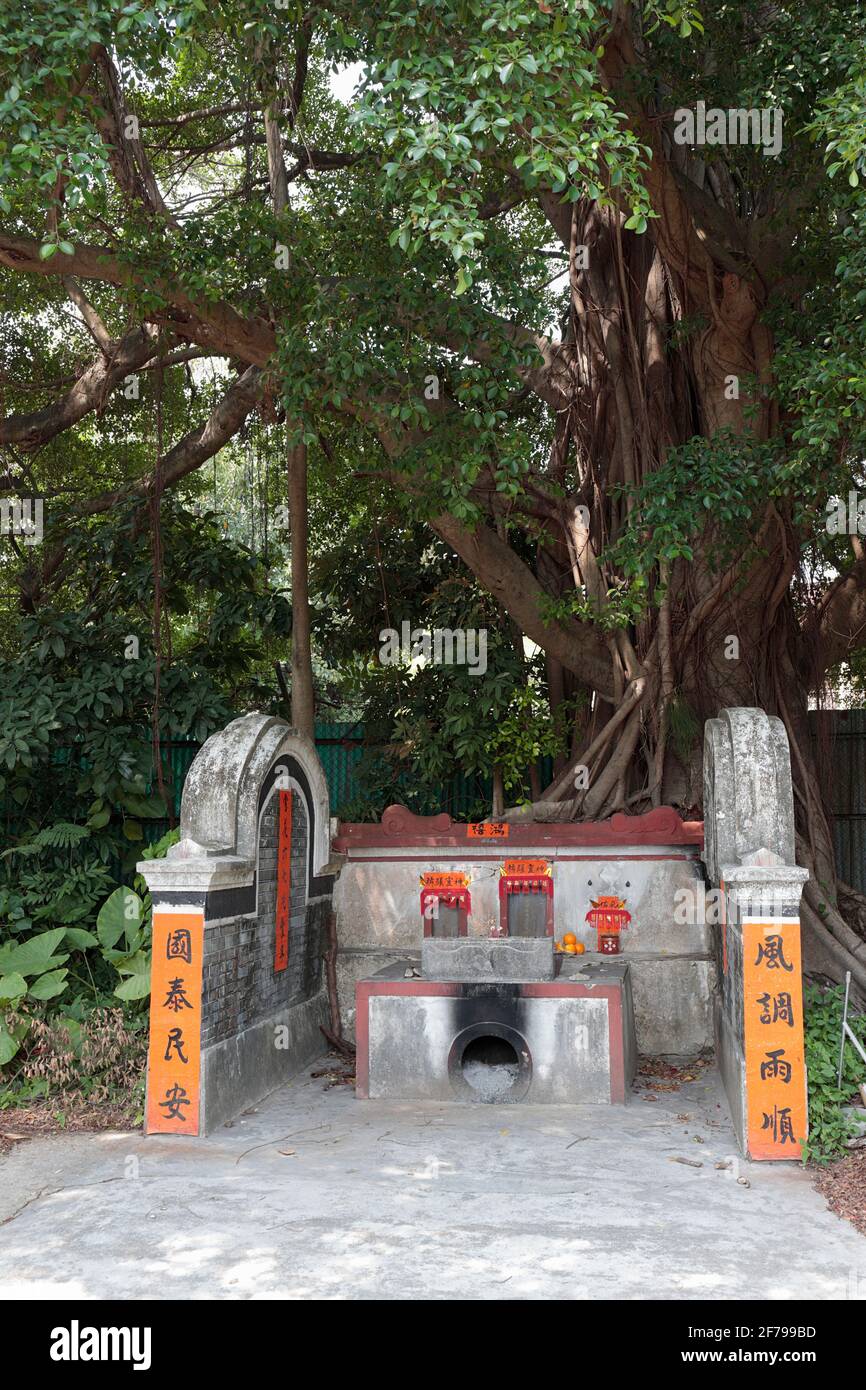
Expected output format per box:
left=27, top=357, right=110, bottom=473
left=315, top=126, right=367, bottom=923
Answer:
left=809, top=709, right=866, bottom=896
left=1, top=725, right=505, bottom=849
left=311, top=722, right=367, bottom=813
left=6, top=713, right=866, bottom=886
left=149, top=723, right=553, bottom=830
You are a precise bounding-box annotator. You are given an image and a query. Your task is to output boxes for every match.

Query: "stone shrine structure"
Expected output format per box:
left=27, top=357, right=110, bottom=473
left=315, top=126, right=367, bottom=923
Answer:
left=140, top=705, right=809, bottom=1158
left=333, top=805, right=709, bottom=1060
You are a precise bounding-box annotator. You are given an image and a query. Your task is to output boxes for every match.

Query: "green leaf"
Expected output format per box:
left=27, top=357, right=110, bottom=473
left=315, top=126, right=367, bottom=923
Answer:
left=0, top=928, right=67, bottom=976
left=97, top=887, right=143, bottom=949
left=0, top=973, right=27, bottom=1001
left=0, top=1023, right=20, bottom=1066
left=121, top=794, right=166, bottom=819
left=115, top=968, right=151, bottom=1000
left=27, top=968, right=68, bottom=1000
left=64, top=927, right=98, bottom=949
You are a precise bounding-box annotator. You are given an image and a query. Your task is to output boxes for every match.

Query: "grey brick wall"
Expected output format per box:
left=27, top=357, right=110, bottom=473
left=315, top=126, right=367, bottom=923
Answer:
left=201, top=790, right=327, bottom=1046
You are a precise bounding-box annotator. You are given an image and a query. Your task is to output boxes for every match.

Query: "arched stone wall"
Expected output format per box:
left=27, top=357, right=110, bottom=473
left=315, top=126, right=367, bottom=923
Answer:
left=702, top=707, right=795, bottom=884
left=139, top=713, right=334, bottom=1136
left=702, top=707, right=809, bottom=1160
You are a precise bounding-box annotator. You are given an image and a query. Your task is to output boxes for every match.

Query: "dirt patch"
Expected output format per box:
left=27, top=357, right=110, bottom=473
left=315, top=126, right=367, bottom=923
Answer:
left=0, top=1102, right=138, bottom=1156
left=813, top=1152, right=866, bottom=1238
left=635, top=1054, right=713, bottom=1097
left=310, top=1051, right=356, bottom=1090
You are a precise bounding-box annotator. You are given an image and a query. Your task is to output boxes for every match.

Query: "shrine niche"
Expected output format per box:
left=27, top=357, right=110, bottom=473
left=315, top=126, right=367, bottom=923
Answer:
left=420, top=871, right=471, bottom=937
left=498, top=859, right=553, bottom=937
left=585, top=895, right=631, bottom=955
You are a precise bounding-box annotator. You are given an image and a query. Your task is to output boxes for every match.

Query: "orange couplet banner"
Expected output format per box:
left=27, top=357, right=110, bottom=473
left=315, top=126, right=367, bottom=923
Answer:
left=146, top=911, right=204, bottom=1135
left=742, top=918, right=807, bottom=1160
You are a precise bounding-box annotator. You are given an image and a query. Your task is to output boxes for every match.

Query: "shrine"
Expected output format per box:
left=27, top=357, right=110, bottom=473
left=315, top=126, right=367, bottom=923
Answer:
left=138, top=706, right=809, bottom=1159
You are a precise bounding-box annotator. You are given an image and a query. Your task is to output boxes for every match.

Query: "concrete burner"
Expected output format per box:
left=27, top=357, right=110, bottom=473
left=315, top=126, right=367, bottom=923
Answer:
left=355, top=956, right=637, bottom=1105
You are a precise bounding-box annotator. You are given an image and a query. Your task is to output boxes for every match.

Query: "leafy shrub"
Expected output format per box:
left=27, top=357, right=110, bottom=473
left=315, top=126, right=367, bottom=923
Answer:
left=0, top=828, right=178, bottom=1069
left=803, top=981, right=866, bottom=1163
left=12, top=1005, right=147, bottom=1117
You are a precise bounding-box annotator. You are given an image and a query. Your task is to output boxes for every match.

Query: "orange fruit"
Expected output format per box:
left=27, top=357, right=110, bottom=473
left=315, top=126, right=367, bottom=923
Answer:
left=574, top=942, right=586, bottom=955
left=564, top=942, right=578, bottom=954
left=563, top=932, right=577, bottom=946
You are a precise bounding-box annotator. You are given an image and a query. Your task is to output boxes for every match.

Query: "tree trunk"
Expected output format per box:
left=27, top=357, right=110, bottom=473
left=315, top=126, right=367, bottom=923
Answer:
left=491, top=767, right=505, bottom=818
left=465, top=193, right=866, bottom=986
left=287, top=428, right=315, bottom=738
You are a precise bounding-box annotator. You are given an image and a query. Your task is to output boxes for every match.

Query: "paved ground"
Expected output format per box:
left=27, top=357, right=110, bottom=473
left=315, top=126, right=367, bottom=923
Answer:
left=0, top=1062, right=864, bottom=1300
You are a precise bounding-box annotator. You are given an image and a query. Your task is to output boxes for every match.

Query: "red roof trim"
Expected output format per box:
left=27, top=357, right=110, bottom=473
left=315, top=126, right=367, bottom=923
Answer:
left=334, top=803, right=704, bottom=851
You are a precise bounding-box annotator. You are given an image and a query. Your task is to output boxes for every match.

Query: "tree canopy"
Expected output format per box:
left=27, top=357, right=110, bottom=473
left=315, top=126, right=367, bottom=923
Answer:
left=1, top=0, right=866, bottom=988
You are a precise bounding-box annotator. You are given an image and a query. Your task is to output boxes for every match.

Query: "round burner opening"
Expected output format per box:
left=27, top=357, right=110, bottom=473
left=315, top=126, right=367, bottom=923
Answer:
left=460, top=1034, right=520, bottom=1099
left=448, top=1022, right=532, bottom=1103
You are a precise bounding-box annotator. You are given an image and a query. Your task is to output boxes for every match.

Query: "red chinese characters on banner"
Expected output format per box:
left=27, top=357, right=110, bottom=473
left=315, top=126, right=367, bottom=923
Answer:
left=499, top=859, right=553, bottom=896
left=502, top=859, right=549, bottom=878
left=274, top=789, right=292, bottom=972
left=467, top=822, right=509, bottom=839
left=743, top=919, right=807, bottom=1159
left=420, top=871, right=471, bottom=932
left=146, top=911, right=204, bottom=1135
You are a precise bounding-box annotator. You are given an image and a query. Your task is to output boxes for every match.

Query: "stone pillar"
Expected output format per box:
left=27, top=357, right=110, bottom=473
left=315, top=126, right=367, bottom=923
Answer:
left=139, top=713, right=333, bottom=1136
left=703, top=709, right=809, bottom=1159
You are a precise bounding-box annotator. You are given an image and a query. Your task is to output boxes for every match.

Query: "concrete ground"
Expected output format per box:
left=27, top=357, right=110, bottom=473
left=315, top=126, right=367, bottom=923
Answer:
left=0, top=1061, right=863, bottom=1300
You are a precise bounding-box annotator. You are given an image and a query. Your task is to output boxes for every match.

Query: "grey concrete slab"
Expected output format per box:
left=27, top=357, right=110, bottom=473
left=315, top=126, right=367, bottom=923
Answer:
left=421, top=935, right=554, bottom=981
left=0, top=1062, right=863, bottom=1301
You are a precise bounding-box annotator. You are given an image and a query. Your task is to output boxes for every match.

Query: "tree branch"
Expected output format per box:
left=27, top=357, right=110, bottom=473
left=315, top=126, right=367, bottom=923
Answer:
left=69, top=365, right=264, bottom=517
left=0, top=324, right=159, bottom=450
left=63, top=276, right=112, bottom=350
left=0, top=232, right=277, bottom=366
left=805, top=553, right=866, bottom=674
left=92, top=46, right=181, bottom=230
